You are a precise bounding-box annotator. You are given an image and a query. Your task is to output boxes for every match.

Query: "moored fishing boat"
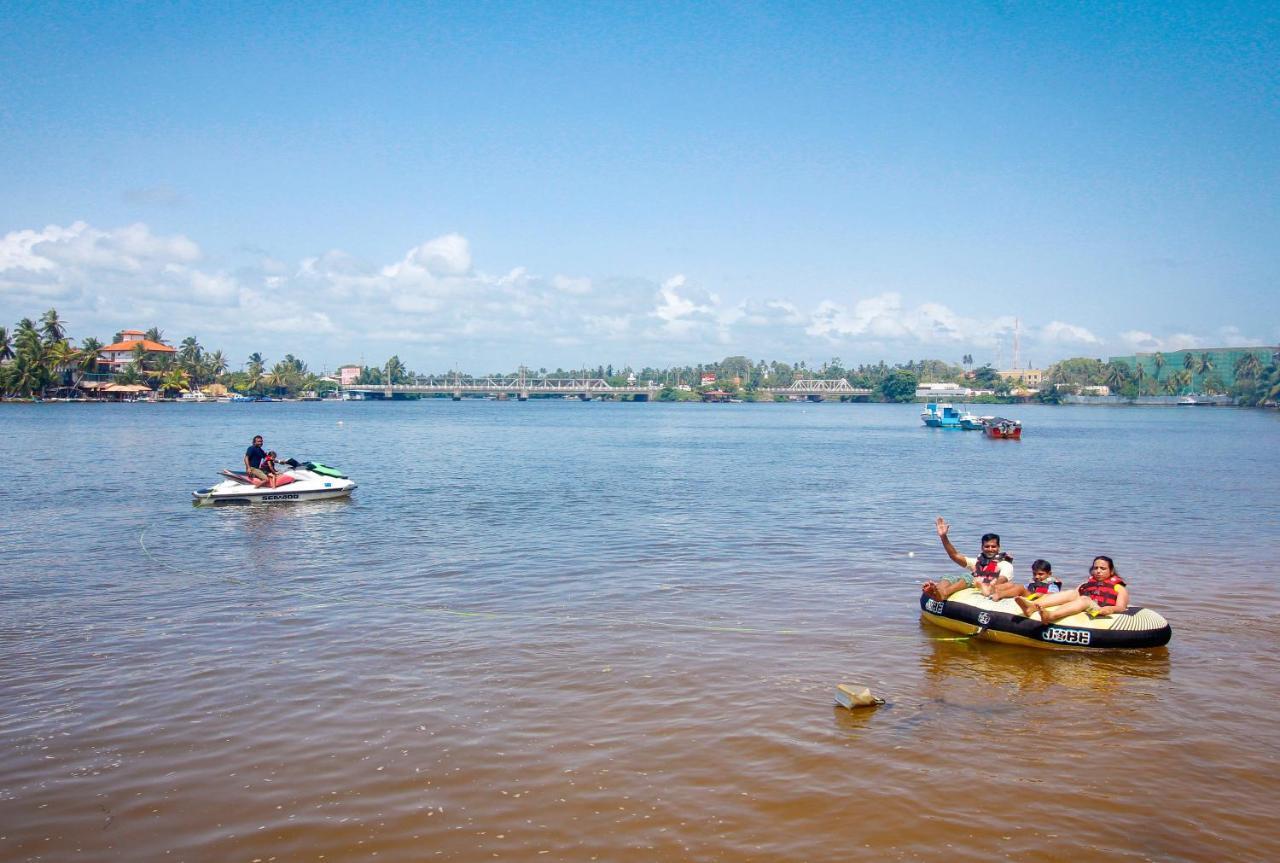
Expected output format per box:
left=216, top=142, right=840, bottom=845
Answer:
left=984, top=417, right=1022, bottom=439
left=920, top=402, right=963, bottom=428
left=919, top=588, right=1171, bottom=650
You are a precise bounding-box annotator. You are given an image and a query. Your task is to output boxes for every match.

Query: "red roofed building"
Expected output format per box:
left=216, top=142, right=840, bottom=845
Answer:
left=98, top=329, right=177, bottom=371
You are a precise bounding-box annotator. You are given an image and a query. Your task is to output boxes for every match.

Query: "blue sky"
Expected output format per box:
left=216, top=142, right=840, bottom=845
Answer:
left=2, top=1, right=1276, bottom=373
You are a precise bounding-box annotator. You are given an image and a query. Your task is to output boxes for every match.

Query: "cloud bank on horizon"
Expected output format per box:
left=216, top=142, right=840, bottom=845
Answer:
left=0, top=220, right=1270, bottom=372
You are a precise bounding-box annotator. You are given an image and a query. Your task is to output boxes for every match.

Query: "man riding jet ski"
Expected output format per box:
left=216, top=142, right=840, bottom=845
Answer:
left=193, top=457, right=356, bottom=505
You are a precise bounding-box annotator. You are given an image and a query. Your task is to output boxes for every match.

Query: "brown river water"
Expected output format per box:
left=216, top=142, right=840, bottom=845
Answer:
left=2, top=401, right=1278, bottom=862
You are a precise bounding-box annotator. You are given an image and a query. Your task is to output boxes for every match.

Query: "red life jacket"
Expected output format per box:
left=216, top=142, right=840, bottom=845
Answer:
left=1026, top=578, right=1062, bottom=595
left=261, top=454, right=277, bottom=474
left=1079, top=574, right=1126, bottom=607
left=973, top=552, right=1012, bottom=584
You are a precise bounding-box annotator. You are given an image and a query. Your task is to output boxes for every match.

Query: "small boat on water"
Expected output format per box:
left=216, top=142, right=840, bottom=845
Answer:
left=959, top=412, right=986, bottom=430
left=920, top=588, right=1171, bottom=650
left=920, top=403, right=963, bottom=428
left=984, top=417, right=1022, bottom=439
left=193, top=460, right=357, bottom=506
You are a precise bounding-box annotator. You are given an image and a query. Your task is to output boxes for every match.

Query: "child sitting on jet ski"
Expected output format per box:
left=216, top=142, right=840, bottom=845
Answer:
left=261, top=451, right=280, bottom=489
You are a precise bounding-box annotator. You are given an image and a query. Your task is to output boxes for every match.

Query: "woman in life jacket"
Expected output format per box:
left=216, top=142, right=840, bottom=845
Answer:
left=1015, top=556, right=1128, bottom=624
left=988, top=559, right=1061, bottom=601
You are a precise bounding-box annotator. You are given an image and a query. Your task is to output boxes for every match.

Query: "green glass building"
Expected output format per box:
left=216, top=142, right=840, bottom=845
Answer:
left=1109, top=346, right=1278, bottom=394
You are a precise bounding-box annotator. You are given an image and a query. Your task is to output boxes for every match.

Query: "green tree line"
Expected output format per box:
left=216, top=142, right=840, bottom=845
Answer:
left=0, top=309, right=336, bottom=399
left=1041, top=351, right=1280, bottom=404
left=7, top=307, right=1278, bottom=406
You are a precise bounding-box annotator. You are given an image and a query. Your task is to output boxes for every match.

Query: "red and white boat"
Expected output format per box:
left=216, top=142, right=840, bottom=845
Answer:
left=983, top=417, right=1022, bottom=439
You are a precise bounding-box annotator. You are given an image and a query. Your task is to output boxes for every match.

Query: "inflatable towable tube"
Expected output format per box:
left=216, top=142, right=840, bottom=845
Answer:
left=920, top=588, right=1172, bottom=650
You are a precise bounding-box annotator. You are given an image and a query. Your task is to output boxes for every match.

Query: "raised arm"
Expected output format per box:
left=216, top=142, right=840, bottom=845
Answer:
left=936, top=517, right=969, bottom=569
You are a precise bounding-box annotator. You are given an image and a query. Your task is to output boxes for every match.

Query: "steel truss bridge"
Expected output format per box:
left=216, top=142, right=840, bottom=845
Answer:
left=759, top=379, right=872, bottom=400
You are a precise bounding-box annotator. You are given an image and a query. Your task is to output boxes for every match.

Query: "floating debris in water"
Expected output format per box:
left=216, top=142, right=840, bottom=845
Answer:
left=835, top=684, right=884, bottom=709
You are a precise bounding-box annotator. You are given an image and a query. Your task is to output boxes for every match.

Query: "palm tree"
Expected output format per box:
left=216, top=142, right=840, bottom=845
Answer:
left=10, top=320, right=48, bottom=397
left=144, top=326, right=165, bottom=344
left=1264, top=368, right=1280, bottom=406
left=179, top=336, right=202, bottom=376
left=151, top=352, right=176, bottom=374
left=40, top=308, right=68, bottom=344
left=1235, top=352, right=1263, bottom=383
left=76, top=337, right=104, bottom=386
left=158, top=368, right=189, bottom=397
left=43, top=340, right=78, bottom=395
left=202, top=350, right=228, bottom=388
left=1170, top=369, right=1193, bottom=395
left=14, top=318, right=41, bottom=357
left=1182, top=351, right=1196, bottom=372
left=282, top=353, right=307, bottom=376
left=1151, top=352, right=1166, bottom=386
left=114, top=363, right=143, bottom=386
left=208, top=350, right=228, bottom=377
left=1194, top=353, right=1214, bottom=378
left=8, top=355, right=47, bottom=398
left=1134, top=363, right=1147, bottom=397
left=246, top=352, right=265, bottom=394
left=264, top=364, right=290, bottom=396
left=1102, top=361, right=1130, bottom=392
left=0, top=326, right=12, bottom=363
left=1201, top=373, right=1226, bottom=395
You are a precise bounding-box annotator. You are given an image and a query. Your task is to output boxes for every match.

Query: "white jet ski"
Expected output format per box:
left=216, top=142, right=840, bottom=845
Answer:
left=193, top=459, right=357, bottom=506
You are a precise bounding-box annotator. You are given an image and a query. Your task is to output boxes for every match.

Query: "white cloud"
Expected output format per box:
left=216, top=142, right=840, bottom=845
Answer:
left=1040, top=321, right=1100, bottom=345
left=0, top=220, right=1261, bottom=371
left=384, top=233, right=472, bottom=280
left=653, top=275, right=718, bottom=336
left=807, top=293, right=1004, bottom=346
left=1118, top=330, right=1203, bottom=352
left=552, top=274, right=592, bottom=295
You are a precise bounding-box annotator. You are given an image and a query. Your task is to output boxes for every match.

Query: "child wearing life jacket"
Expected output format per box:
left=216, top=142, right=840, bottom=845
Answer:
left=261, top=450, right=279, bottom=489
left=988, top=559, right=1060, bottom=602
left=1015, top=556, right=1128, bottom=624
left=1026, top=560, right=1062, bottom=595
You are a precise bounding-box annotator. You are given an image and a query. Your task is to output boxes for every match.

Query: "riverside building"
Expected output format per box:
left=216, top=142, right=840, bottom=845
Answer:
left=1109, top=346, right=1278, bottom=392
